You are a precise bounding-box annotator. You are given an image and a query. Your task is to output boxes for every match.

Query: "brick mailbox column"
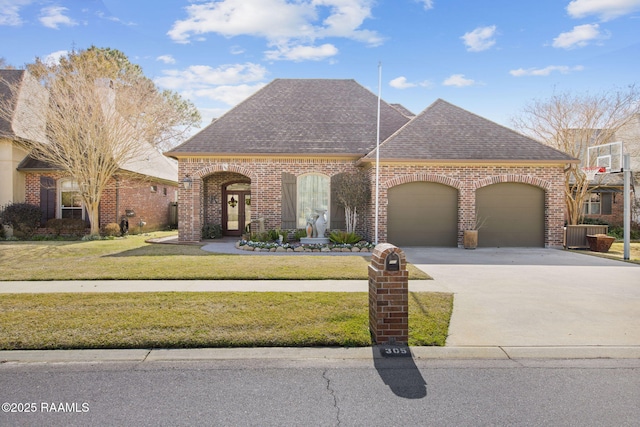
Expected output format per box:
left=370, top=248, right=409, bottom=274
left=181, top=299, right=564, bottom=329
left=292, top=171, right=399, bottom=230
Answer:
left=368, top=243, right=408, bottom=345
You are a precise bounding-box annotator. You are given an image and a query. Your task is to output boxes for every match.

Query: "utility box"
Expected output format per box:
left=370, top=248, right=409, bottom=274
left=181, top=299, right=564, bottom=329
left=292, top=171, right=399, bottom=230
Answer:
left=368, top=243, right=409, bottom=345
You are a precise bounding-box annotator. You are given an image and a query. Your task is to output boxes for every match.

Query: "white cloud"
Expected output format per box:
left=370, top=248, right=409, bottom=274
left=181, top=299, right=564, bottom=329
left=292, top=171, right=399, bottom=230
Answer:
left=39, top=6, right=77, bottom=29
left=43, top=50, right=69, bottom=66
left=0, top=0, right=32, bottom=26
left=167, top=0, right=382, bottom=61
left=230, top=45, right=245, bottom=55
left=265, top=43, right=338, bottom=61
left=192, top=83, right=267, bottom=106
left=95, top=10, right=136, bottom=27
left=418, top=0, right=434, bottom=10
left=442, top=74, right=475, bottom=87
left=157, top=55, right=176, bottom=64
left=509, top=65, right=585, bottom=77
left=461, top=25, right=497, bottom=52
left=389, top=76, right=433, bottom=89
left=552, top=24, right=606, bottom=49
left=390, top=77, right=416, bottom=89
left=567, top=0, right=640, bottom=21
left=155, top=63, right=267, bottom=90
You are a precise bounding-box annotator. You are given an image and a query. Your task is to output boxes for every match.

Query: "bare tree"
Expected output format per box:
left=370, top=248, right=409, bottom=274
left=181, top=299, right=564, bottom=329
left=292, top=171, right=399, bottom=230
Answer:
left=0, top=47, right=200, bottom=235
left=512, top=86, right=640, bottom=225
left=333, top=170, right=371, bottom=233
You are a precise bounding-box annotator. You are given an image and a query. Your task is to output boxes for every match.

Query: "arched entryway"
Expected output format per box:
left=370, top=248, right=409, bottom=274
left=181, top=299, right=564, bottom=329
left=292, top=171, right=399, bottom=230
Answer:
left=223, top=182, right=251, bottom=236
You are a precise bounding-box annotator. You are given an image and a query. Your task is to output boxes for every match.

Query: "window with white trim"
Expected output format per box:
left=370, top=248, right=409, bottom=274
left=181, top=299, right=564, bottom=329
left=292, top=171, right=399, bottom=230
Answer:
left=297, top=173, right=330, bottom=228
left=583, top=193, right=601, bottom=215
left=58, top=179, right=84, bottom=220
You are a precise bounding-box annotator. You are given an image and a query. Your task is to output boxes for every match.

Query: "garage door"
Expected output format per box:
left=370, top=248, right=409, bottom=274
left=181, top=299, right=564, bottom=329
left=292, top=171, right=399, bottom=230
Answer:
left=387, top=182, right=458, bottom=246
left=476, top=183, right=544, bottom=247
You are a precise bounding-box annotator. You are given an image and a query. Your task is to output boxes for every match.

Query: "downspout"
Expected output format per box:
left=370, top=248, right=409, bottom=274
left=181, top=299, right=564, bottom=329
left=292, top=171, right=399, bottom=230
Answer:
left=115, top=176, right=120, bottom=224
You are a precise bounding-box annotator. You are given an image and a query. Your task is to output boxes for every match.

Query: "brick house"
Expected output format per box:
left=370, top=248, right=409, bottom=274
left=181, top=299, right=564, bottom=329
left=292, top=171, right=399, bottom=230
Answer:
left=18, top=149, right=178, bottom=232
left=1, top=69, right=179, bottom=233
left=166, top=79, right=577, bottom=247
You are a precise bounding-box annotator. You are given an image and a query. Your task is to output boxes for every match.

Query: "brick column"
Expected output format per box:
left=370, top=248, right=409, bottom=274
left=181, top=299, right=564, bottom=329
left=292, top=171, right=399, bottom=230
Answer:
left=368, top=243, right=409, bottom=345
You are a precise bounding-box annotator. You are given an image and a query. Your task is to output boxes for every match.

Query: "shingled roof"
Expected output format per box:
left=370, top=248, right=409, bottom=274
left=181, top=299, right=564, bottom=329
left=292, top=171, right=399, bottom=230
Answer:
left=167, top=79, right=411, bottom=157
left=363, top=99, right=577, bottom=163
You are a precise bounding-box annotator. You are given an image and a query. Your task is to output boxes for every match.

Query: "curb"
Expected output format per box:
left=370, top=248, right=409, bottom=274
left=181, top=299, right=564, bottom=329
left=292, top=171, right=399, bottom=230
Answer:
left=2, top=346, right=639, bottom=363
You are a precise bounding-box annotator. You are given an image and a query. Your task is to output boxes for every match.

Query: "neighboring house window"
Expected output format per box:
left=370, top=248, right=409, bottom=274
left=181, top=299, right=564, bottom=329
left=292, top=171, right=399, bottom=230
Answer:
left=297, top=173, right=330, bottom=228
left=583, top=192, right=613, bottom=215
left=584, top=193, right=601, bottom=215
left=58, top=179, right=84, bottom=220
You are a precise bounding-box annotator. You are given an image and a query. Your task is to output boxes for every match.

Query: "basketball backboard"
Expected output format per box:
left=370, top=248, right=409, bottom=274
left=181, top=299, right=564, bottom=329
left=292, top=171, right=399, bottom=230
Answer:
left=587, top=141, right=623, bottom=173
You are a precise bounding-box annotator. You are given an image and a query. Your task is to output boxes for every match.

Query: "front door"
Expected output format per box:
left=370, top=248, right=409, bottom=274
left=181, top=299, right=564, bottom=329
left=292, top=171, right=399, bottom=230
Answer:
left=223, top=183, right=251, bottom=236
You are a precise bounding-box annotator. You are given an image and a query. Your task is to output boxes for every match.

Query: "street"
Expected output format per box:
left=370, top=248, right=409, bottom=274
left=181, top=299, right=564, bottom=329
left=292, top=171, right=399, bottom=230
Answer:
left=2, top=356, right=639, bottom=426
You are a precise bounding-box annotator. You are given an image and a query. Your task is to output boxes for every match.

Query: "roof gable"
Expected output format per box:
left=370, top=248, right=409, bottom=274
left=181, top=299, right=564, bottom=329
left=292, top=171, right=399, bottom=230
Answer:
left=365, top=99, right=576, bottom=163
left=167, top=79, right=411, bottom=157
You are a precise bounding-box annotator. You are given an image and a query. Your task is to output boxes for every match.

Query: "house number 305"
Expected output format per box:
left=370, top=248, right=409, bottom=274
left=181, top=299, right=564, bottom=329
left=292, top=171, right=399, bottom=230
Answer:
left=384, top=347, right=408, bottom=355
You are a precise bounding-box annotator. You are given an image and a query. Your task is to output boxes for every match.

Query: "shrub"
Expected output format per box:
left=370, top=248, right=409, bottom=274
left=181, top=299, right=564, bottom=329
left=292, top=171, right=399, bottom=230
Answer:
left=329, top=230, right=362, bottom=244
left=293, top=229, right=307, bottom=241
left=101, top=222, right=121, bottom=237
left=1, top=203, right=42, bottom=237
left=46, top=218, right=87, bottom=237
left=250, top=231, right=271, bottom=242
left=202, top=224, right=223, bottom=239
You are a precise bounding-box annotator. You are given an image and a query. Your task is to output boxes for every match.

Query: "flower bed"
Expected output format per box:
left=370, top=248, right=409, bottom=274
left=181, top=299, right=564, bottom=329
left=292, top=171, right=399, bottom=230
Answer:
left=236, top=240, right=375, bottom=253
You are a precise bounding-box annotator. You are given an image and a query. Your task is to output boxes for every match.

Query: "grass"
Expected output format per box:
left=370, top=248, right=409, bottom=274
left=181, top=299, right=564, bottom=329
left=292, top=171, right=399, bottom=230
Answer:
left=0, top=292, right=453, bottom=349
left=0, top=232, right=431, bottom=280
left=571, top=241, right=640, bottom=265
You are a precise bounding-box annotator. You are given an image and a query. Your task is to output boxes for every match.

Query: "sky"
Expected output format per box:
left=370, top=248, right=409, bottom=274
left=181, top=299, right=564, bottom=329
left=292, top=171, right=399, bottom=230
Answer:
left=1, top=0, right=639, bottom=131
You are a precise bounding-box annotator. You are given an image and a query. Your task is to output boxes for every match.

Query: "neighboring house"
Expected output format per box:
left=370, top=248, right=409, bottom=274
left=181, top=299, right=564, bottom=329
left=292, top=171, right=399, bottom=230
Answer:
left=0, top=70, right=46, bottom=206
left=580, top=116, right=639, bottom=226
left=166, top=79, right=577, bottom=247
left=1, top=69, right=179, bottom=233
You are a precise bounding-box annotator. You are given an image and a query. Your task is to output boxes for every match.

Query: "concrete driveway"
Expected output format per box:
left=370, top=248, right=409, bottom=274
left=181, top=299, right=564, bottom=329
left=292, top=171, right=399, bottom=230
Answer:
left=402, top=247, right=640, bottom=347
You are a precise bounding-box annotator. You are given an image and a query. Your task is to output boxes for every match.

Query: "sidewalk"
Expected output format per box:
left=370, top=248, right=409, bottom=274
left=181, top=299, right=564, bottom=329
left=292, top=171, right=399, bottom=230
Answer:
left=2, top=345, right=640, bottom=363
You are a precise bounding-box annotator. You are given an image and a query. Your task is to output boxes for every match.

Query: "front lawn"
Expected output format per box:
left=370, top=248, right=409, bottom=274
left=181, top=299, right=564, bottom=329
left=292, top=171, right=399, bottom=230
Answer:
left=572, top=241, right=640, bottom=265
left=0, top=292, right=452, bottom=349
left=0, top=232, right=431, bottom=281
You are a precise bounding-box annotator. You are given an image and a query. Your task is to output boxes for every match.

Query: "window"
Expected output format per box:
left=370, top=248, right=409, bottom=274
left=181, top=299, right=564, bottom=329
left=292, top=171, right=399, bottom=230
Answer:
left=150, top=185, right=157, bottom=193
left=297, top=174, right=330, bottom=228
left=584, top=192, right=614, bottom=216
left=583, top=193, right=600, bottom=215
left=58, top=179, right=84, bottom=220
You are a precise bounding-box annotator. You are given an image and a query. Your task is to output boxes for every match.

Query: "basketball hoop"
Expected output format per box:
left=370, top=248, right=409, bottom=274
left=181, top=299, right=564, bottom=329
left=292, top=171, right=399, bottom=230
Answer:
left=582, top=166, right=606, bottom=181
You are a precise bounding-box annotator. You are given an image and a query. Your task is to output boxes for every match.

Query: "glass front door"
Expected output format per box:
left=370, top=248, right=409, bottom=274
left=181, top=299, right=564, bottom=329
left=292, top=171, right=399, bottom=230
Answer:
left=223, top=183, right=251, bottom=236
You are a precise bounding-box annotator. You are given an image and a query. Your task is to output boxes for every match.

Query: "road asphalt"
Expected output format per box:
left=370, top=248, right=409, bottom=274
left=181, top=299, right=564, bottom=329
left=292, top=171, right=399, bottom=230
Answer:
left=1, top=240, right=639, bottom=362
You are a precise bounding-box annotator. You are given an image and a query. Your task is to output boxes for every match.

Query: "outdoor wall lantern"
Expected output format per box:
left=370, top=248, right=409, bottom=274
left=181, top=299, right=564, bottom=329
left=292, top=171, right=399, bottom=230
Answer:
left=182, top=175, right=192, bottom=190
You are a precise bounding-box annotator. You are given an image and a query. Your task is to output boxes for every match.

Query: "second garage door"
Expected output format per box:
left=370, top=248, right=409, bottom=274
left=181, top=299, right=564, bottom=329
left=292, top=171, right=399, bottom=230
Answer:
left=387, top=182, right=458, bottom=247
left=476, top=183, right=545, bottom=247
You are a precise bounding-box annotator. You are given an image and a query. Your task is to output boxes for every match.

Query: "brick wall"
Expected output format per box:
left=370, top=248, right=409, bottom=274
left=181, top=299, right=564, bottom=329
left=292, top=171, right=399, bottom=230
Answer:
left=178, top=157, right=357, bottom=242
left=177, top=157, right=567, bottom=247
left=362, top=163, right=567, bottom=248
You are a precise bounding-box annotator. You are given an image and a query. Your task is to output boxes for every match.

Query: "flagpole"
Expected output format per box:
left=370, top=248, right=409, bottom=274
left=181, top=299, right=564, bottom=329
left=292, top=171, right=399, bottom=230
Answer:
left=375, top=62, right=381, bottom=245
